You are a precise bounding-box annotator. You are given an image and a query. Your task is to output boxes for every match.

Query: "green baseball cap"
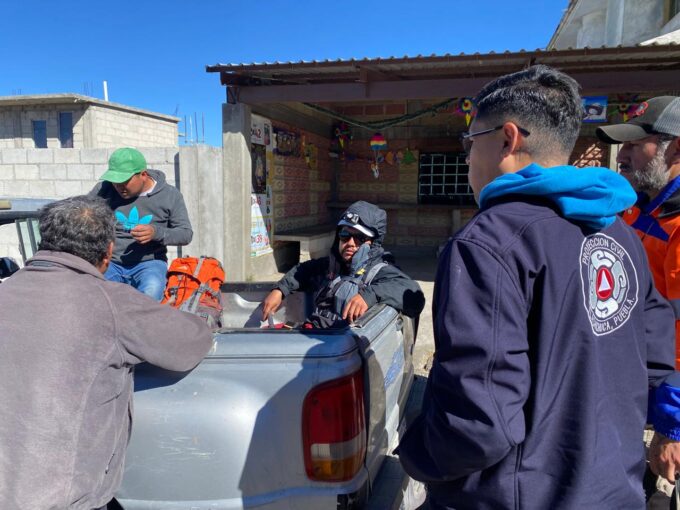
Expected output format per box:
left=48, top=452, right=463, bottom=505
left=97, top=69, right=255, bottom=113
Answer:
left=100, top=148, right=147, bottom=183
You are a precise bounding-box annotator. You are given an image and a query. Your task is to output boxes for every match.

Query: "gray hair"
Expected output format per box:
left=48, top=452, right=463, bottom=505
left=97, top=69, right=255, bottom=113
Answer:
left=474, top=65, right=583, bottom=162
left=38, top=196, right=116, bottom=267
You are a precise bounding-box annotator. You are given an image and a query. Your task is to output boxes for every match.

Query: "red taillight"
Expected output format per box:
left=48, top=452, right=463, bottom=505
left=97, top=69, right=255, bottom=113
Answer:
left=302, top=370, right=366, bottom=481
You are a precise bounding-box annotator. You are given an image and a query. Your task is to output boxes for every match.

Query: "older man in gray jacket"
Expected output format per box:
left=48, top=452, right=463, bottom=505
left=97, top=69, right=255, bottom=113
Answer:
left=0, top=196, right=213, bottom=510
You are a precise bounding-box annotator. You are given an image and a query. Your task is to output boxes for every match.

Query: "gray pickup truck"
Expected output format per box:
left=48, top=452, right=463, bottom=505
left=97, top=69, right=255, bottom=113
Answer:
left=0, top=211, right=418, bottom=510
left=116, top=284, right=417, bottom=510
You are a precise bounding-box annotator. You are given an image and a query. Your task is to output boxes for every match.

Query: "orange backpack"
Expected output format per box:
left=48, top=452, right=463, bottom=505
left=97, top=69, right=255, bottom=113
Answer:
left=162, top=256, right=225, bottom=329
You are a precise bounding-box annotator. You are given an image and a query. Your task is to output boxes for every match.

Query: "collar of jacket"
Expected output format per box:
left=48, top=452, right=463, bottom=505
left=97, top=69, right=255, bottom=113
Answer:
left=26, top=250, right=106, bottom=279
left=652, top=176, right=680, bottom=218
left=327, top=245, right=386, bottom=279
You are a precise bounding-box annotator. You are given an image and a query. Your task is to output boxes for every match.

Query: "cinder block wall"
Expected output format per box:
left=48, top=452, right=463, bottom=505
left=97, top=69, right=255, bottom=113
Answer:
left=89, top=105, right=178, bottom=148
left=0, top=104, right=177, bottom=149
left=0, top=147, right=179, bottom=264
left=0, top=105, right=87, bottom=149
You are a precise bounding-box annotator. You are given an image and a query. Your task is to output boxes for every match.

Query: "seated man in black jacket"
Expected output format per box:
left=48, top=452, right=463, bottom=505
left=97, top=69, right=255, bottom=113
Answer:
left=262, top=201, right=425, bottom=328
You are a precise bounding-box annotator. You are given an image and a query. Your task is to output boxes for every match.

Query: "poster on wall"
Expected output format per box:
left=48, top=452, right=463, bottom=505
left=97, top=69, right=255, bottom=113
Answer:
left=250, top=189, right=273, bottom=257
left=250, top=113, right=274, bottom=257
left=251, top=144, right=267, bottom=193
left=251, top=114, right=272, bottom=195
left=582, top=96, right=608, bottom=123
left=251, top=115, right=271, bottom=146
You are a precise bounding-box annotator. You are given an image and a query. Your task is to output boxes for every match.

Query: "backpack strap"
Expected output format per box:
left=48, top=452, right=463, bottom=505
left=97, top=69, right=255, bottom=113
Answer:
left=193, top=256, right=206, bottom=279
left=362, top=262, right=387, bottom=286
left=164, top=270, right=191, bottom=307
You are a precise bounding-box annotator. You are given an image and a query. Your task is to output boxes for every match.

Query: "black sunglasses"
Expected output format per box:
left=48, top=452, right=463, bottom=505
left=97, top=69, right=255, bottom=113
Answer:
left=338, top=229, right=371, bottom=244
left=459, top=125, right=531, bottom=155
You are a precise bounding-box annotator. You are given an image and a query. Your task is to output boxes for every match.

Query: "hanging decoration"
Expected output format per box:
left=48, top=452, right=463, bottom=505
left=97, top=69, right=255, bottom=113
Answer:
left=330, top=122, right=352, bottom=160
left=302, top=136, right=318, bottom=170
left=456, top=98, right=475, bottom=126
left=402, top=148, right=417, bottom=165
left=369, top=133, right=388, bottom=178
left=616, top=95, right=640, bottom=122
left=333, top=122, right=352, bottom=150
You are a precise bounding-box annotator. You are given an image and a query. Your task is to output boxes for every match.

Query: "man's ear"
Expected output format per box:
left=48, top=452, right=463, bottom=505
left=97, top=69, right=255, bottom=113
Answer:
left=666, top=137, right=680, bottom=165
left=501, top=122, right=523, bottom=157
left=97, top=241, right=114, bottom=274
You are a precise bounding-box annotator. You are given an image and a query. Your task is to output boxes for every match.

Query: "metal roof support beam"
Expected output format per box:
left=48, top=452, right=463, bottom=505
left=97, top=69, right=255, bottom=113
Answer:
left=231, top=69, right=680, bottom=104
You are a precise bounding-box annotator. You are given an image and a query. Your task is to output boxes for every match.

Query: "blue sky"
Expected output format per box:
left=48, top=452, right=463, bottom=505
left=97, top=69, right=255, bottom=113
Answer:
left=0, top=1, right=568, bottom=147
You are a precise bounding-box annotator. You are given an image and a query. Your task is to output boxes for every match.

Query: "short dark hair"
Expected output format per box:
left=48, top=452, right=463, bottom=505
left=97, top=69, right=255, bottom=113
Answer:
left=38, top=196, right=116, bottom=267
left=474, top=65, right=582, bottom=160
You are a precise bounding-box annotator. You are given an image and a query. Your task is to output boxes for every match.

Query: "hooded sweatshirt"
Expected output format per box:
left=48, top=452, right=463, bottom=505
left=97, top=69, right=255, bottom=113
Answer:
left=88, top=169, right=192, bottom=265
left=398, top=163, right=680, bottom=510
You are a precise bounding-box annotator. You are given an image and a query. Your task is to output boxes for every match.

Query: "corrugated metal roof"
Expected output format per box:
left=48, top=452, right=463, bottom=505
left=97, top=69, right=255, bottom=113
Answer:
left=207, top=44, right=680, bottom=104
left=206, top=43, right=680, bottom=86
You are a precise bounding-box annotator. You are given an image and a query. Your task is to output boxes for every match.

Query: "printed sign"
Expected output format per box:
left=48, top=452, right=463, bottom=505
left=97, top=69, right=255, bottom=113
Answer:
left=251, top=190, right=273, bottom=257
left=582, top=96, right=608, bottom=123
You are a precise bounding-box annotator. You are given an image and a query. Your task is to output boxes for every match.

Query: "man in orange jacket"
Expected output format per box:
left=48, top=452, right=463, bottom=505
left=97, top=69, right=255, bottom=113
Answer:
left=598, top=96, right=680, bottom=508
left=598, top=97, right=680, bottom=364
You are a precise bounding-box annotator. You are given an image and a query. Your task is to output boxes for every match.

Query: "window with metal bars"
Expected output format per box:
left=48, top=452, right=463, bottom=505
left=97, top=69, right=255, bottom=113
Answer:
left=418, top=152, right=475, bottom=206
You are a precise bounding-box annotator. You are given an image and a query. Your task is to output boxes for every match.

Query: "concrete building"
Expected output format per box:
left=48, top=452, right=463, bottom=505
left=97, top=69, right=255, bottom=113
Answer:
left=548, top=0, right=680, bottom=49
left=0, top=94, right=179, bottom=149
left=206, top=42, right=680, bottom=280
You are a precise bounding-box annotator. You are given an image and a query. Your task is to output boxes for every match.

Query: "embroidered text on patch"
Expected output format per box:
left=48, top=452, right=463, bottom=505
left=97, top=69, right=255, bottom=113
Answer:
left=579, top=233, right=639, bottom=336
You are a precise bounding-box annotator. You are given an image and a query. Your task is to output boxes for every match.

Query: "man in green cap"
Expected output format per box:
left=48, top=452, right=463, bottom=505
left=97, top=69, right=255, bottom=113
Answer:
left=88, top=147, right=193, bottom=301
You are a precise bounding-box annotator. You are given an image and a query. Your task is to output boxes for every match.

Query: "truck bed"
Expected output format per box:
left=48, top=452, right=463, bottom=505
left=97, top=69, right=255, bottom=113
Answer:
left=116, top=283, right=415, bottom=510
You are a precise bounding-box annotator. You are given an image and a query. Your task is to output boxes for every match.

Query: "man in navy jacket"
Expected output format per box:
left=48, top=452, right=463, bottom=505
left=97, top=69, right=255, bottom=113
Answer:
left=397, top=65, right=680, bottom=509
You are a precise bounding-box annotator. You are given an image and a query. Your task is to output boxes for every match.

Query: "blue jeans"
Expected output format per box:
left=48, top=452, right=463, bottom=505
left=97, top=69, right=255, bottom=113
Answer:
left=104, top=260, right=167, bottom=301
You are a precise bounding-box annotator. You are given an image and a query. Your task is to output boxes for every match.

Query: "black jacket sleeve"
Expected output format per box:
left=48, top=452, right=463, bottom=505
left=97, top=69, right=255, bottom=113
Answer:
left=274, top=257, right=329, bottom=297
left=358, top=263, right=425, bottom=318
left=397, top=239, right=529, bottom=482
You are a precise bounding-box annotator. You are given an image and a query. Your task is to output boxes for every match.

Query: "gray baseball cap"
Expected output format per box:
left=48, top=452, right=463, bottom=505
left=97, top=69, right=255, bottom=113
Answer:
left=596, top=96, right=680, bottom=144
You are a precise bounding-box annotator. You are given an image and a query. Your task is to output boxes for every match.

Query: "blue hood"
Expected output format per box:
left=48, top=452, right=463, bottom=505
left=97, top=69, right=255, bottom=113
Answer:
left=479, top=163, right=637, bottom=230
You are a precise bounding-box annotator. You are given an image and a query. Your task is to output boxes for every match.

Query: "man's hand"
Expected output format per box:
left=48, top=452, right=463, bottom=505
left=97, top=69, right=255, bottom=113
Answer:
left=649, top=432, right=680, bottom=482
left=131, top=224, right=155, bottom=244
left=262, top=289, right=284, bottom=321
left=342, top=294, right=369, bottom=323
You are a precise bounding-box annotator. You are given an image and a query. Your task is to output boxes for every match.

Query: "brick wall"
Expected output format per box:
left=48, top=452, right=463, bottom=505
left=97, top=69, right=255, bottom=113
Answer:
left=335, top=135, right=476, bottom=249
left=270, top=121, right=333, bottom=233
left=334, top=134, right=612, bottom=249
left=570, top=136, right=610, bottom=168
left=89, top=105, right=177, bottom=147
left=0, top=147, right=179, bottom=263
